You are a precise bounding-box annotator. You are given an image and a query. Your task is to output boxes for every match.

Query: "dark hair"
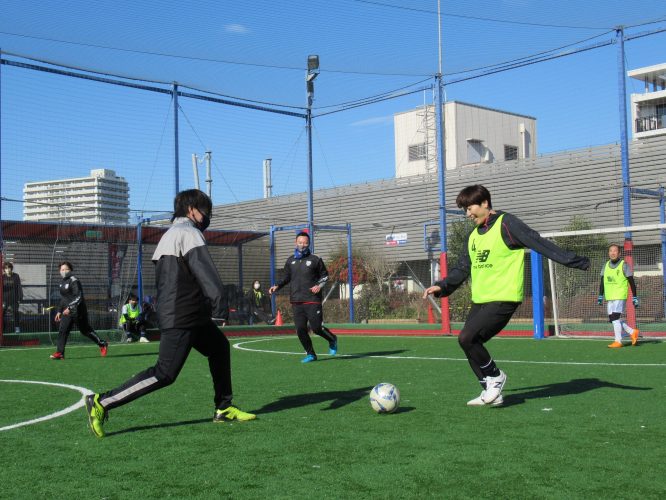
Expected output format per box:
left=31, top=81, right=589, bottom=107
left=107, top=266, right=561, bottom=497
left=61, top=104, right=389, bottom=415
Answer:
left=608, top=243, right=622, bottom=252
left=127, top=293, right=139, bottom=302
left=59, top=261, right=74, bottom=272
left=295, top=231, right=310, bottom=241
left=172, top=189, right=213, bottom=222
left=456, top=185, right=492, bottom=210
left=3, top=262, right=13, bottom=270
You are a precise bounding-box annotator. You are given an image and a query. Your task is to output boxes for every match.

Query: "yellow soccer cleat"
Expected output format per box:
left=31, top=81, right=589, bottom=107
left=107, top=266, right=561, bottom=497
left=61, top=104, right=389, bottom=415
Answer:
left=213, top=406, right=256, bottom=423
left=85, top=393, right=108, bottom=438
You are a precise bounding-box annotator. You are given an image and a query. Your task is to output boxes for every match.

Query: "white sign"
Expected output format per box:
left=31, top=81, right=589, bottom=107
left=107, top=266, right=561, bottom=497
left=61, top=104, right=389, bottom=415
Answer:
left=385, top=233, right=407, bottom=246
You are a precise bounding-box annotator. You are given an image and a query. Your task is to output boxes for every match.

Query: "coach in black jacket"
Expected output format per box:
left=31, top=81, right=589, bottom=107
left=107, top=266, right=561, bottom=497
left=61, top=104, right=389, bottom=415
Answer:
left=84, top=190, right=255, bottom=438
left=269, top=231, right=337, bottom=363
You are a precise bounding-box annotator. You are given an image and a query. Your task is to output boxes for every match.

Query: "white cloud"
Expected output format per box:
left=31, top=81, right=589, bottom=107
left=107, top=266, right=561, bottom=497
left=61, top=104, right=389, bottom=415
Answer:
left=350, top=116, right=393, bottom=127
left=225, top=24, right=249, bottom=34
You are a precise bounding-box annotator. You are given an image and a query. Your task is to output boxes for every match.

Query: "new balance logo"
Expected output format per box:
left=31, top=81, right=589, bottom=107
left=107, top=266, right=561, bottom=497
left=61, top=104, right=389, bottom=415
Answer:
left=476, top=249, right=491, bottom=263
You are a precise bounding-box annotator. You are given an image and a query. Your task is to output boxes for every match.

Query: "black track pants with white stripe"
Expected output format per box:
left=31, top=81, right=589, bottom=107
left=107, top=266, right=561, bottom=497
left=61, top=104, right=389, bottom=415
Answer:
left=98, top=321, right=232, bottom=411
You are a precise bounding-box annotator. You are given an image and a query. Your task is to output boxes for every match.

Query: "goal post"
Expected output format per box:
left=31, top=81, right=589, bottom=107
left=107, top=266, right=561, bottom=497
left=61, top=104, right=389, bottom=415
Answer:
left=541, top=223, right=666, bottom=339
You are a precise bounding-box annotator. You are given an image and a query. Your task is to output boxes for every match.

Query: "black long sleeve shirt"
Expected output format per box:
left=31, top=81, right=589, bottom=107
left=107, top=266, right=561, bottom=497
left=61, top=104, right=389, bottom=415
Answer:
left=434, top=210, right=590, bottom=297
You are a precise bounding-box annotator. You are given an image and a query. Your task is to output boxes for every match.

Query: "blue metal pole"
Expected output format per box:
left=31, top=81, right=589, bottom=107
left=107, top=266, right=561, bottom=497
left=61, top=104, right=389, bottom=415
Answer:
left=530, top=251, right=545, bottom=339
left=238, top=244, right=244, bottom=293
left=435, top=79, right=447, bottom=253
left=173, top=82, right=180, bottom=197
left=347, top=223, right=354, bottom=323
left=616, top=27, right=632, bottom=236
left=435, top=76, right=451, bottom=333
left=136, top=218, right=143, bottom=303
left=269, top=226, right=276, bottom=316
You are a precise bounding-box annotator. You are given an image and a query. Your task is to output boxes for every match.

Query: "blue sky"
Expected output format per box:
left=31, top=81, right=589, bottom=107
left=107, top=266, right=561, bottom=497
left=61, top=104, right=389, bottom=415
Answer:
left=0, top=1, right=665, bottom=220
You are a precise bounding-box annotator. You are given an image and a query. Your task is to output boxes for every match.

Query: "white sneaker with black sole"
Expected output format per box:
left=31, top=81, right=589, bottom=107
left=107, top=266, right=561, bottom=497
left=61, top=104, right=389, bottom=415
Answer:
left=467, top=391, right=504, bottom=406
left=481, top=370, right=507, bottom=404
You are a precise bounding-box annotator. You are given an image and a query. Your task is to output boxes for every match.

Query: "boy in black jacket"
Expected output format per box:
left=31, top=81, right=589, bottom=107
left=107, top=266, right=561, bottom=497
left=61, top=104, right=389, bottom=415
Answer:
left=84, top=190, right=255, bottom=438
left=269, top=231, right=337, bottom=363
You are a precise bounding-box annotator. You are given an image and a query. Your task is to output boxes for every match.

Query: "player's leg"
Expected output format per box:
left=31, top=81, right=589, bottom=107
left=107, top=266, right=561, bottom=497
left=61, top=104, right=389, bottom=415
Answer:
left=97, top=329, right=193, bottom=411
left=459, top=302, right=518, bottom=405
left=293, top=304, right=316, bottom=361
left=306, top=303, right=337, bottom=354
left=607, top=300, right=625, bottom=347
left=86, top=329, right=194, bottom=437
left=136, top=319, right=150, bottom=343
left=52, top=314, right=74, bottom=359
left=192, top=321, right=255, bottom=422
left=76, top=304, right=108, bottom=355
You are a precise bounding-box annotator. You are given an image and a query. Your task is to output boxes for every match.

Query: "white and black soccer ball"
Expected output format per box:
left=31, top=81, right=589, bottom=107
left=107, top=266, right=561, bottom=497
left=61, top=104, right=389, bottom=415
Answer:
left=369, top=383, right=400, bottom=414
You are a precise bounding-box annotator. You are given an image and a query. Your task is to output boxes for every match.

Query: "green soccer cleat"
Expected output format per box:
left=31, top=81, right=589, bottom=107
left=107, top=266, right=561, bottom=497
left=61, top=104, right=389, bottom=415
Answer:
left=213, top=406, right=256, bottom=423
left=85, top=393, right=108, bottom=438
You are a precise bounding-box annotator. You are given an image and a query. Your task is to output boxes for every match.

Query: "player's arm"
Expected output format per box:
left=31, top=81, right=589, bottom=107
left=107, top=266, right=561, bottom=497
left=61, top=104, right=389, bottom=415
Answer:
left=270, top=258, right=292, bottom=294
left=65, top=278, right=83, bottom=312
left=311, top=258, right=329, bottom=293
left=501, top=213, right=590, bottom=270
left=424, top=252, right=471, bottom=298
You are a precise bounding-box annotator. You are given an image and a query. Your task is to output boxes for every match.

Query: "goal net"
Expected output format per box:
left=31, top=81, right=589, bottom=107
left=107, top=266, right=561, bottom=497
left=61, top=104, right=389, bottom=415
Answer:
left=544, top=223, right=666, bottom=339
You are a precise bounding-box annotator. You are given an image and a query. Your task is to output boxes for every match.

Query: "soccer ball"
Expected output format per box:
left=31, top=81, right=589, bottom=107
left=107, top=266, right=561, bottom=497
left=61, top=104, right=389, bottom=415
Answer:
left=369, top=383, right=400, bottom=414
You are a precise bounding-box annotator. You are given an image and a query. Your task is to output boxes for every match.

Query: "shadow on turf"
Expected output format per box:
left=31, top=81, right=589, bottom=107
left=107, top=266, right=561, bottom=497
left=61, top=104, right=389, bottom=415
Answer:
left=253, top=386, right=376, bottom=414
left=330, top=349, right=408, bottom=360
left=105, top=418, right=210, bottom=436
left=501, top=377, right=652, bottom=407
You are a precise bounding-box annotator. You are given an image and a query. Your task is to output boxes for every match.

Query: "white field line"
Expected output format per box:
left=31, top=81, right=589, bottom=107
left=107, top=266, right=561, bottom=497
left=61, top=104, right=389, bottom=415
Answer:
left=232, top=337, right=666, bottom=367
left=0, top=380, right=92, bottom=432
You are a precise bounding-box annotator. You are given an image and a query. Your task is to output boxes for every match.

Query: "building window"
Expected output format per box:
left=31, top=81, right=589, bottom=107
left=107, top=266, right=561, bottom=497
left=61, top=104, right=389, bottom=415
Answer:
left=408, top=143, right=427, bottom=162
left=467, top=139, right=485, bottom=164
left=504, top=145, right=518, bottom=161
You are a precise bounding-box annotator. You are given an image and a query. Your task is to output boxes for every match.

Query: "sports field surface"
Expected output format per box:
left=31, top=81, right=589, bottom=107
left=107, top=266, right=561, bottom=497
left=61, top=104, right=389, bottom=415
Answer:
left=1, top=334, right=664, bottom=499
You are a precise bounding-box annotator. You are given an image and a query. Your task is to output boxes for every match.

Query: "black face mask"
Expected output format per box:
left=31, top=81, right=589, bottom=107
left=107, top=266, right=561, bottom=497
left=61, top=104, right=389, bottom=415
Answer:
left=196, top=213, right=211, bottom=232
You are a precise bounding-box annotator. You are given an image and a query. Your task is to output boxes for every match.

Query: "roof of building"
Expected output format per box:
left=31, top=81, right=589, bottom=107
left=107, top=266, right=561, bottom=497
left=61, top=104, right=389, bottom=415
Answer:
left=628, top=62, right=666, bottom=83
left=1, top=220, right=267, bottom=246
left=393, top=100, right=537, bottom=120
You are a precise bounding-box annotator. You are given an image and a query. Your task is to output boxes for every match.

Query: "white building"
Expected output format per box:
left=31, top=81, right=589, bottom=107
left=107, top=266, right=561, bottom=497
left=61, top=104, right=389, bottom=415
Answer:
left=394, top=101, right=537, bottom=177
left=23, top=169, right=129, bottom=224
left=629, top=62, right=666, bottom=139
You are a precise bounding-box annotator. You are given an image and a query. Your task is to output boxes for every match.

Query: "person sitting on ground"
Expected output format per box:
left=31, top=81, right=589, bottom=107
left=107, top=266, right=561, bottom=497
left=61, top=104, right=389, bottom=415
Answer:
left=119, top=293, right=150, bottom=343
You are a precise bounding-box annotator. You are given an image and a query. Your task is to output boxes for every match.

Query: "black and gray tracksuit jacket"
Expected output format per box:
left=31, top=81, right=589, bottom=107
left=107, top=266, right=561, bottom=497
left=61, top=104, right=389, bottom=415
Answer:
left=275, top=252, right=329, bottom=303
left=152, top=217, right=228, bottom=329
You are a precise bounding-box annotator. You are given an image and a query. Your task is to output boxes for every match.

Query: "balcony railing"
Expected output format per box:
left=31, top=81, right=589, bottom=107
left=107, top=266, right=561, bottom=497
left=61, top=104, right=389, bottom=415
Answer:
left=636, top=114, right=666, bottom=133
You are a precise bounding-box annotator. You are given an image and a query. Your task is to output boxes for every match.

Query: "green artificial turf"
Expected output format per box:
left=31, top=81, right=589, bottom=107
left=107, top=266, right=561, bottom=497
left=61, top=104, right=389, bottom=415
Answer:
left=1, top=335, right=664, bottom=499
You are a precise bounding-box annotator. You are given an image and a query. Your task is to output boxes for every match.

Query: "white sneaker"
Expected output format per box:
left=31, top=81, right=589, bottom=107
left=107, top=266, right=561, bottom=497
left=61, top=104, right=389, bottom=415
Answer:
left=126, top=337, right=133, bottom=343
left=467, top=391, right=504, bottom=406
left=139, top=336, right=150, bottom=343
left=14, top=327, right=21, bottom=333
left=482, top=370, right=507, bottom=404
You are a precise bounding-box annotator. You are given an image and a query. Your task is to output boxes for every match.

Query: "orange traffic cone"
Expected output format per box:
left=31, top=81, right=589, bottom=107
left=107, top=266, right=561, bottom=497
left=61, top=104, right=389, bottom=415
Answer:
left=427, top=303, right=435, bottom=324
left=275, top=310, right=283, bottom=326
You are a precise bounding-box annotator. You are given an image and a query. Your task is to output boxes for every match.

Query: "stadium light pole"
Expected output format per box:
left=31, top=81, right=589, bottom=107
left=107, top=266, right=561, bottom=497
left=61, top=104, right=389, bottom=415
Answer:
left=306, top=55, right=319, bottom=246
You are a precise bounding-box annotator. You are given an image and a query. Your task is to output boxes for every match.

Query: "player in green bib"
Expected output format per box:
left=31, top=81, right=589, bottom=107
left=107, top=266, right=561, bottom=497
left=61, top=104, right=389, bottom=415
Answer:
left=598, top=244, right=639, bottom=348
left=424, top=185, right=590, bottom=406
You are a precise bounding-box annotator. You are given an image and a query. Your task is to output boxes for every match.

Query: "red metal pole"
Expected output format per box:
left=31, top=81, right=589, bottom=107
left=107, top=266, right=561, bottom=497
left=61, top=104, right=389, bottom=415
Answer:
left=439, top=251, right=451, bottom=334
left=624, top=239, right=636, bottom=327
